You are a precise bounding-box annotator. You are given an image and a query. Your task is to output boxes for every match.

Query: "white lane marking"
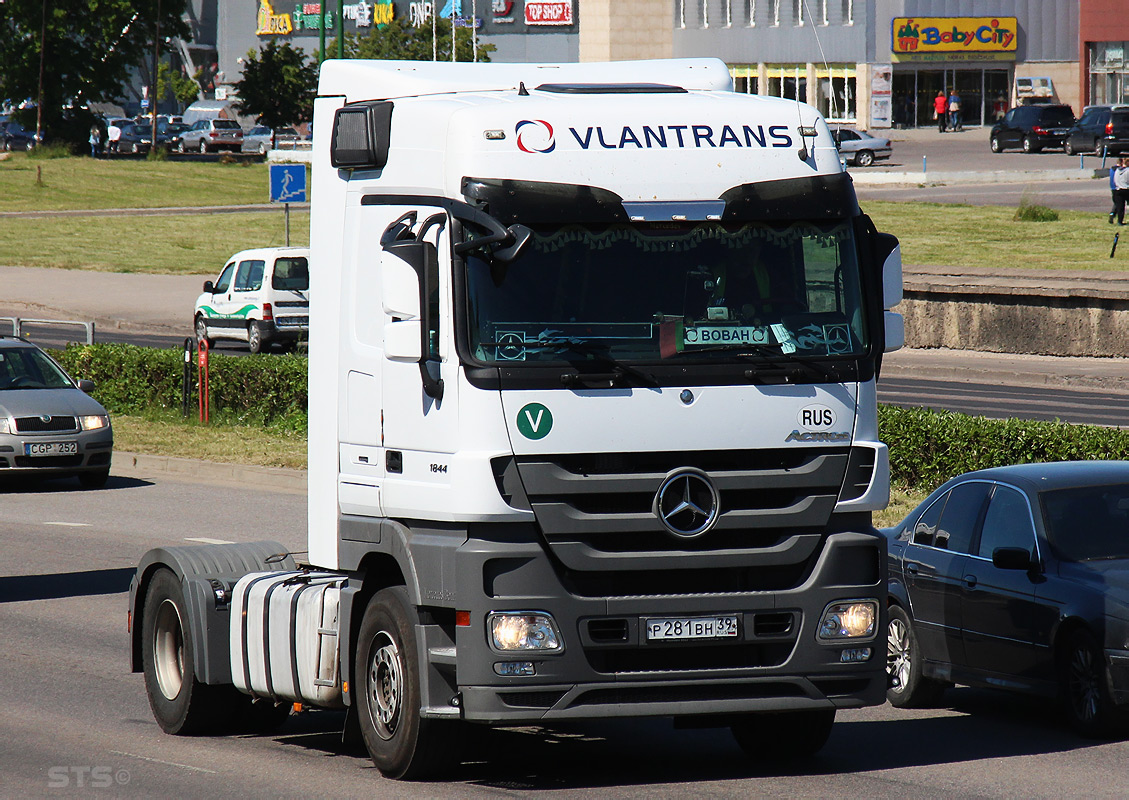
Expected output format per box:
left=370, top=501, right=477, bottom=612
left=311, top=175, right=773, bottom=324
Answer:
left=44, top=521, right=93, bottom=527
left=109, top=750, right=218, bottom=775
left=184, top=537, right=235, bottom=545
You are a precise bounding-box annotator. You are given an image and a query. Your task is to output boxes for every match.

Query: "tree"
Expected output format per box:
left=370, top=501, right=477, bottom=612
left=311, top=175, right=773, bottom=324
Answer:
left=157, top=62, right=199, bottom=112
left=233, top=41, right=318, bottom=133
left=340, top=17, right=495, bottom=63
left=0, top=1, right=190, bottom=137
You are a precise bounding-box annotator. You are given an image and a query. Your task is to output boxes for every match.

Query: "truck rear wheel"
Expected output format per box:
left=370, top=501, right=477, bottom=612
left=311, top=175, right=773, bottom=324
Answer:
left=142, top=568, right=227, bottom=734
left=356, top=586, right=459, bottom=779
left=730, top=709, right=836, bottom=760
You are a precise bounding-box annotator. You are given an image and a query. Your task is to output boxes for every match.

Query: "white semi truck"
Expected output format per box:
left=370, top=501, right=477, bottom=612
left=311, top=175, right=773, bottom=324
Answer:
left=129, top=58, right=904, bottom=780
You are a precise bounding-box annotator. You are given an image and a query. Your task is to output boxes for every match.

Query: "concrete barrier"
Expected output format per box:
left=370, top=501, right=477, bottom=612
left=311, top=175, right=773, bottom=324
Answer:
left=899, top=264, right=1129, bottom=358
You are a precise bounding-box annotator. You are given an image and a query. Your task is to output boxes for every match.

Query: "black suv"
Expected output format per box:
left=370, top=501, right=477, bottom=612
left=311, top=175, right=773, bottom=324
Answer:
left=1105, top=108, right=1129, bottom=155
left=1064, top=105, right=1129, bottom=155
left=989, top=104, right=1075, bottom=153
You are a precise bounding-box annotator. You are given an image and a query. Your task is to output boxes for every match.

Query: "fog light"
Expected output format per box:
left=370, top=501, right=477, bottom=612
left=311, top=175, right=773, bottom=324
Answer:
left=488, top=612, right=562, bottom=652
left=840, top=647, right=872, bottom=663
left=493, top=661, right=536, bottom=676
left=818, top=600, right=877, bottom=641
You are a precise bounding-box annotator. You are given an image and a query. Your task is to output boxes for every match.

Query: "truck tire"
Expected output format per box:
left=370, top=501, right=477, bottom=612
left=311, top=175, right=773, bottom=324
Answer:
left=730, top=709, right=835, bottom=760
left=886, top=604, right=947, bottom=708
left=142, top=568, right=227, bottom=734
left=355, top=586, right=459, bottom=779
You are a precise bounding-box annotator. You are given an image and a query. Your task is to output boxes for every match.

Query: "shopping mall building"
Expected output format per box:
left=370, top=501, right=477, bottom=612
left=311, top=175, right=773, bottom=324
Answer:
left=182, top=0, right=1129, bottom=128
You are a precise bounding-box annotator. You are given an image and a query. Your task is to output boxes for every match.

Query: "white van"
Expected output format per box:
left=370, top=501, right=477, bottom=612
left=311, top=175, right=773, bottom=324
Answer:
left=194, top=247, right=310, bottom=353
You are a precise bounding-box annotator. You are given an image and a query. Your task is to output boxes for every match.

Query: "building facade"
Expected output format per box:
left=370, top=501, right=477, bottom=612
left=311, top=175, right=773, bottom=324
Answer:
left=177, top=1, right=1129, bottom=130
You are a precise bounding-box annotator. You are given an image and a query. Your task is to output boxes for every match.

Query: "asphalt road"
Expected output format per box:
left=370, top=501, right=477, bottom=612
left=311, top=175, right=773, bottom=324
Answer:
left=3, top=471, right=1129, bottom=798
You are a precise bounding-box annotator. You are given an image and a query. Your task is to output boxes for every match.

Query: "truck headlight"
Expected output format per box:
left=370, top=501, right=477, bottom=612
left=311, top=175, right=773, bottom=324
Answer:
left=489, top=612, right=562, bottom=652
left=817, top=600, right=877, bottom=641
left=79, top=415, right=110, bottom=431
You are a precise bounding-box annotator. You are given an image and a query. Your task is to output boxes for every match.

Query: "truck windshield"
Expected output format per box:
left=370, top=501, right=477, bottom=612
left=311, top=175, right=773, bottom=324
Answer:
left=465, top=220, right=867, bottom=364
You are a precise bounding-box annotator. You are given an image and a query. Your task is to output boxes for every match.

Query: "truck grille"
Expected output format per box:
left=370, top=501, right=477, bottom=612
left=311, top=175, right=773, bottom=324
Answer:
left=513, top=447, right=850, bottom=570
left=14, top=415, right=78, bottom=432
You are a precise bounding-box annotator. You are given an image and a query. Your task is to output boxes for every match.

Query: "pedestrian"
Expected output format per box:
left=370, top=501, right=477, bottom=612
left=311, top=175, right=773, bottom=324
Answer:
left=947, top=89, right=962, bottom=132
left=1110, top=161, right=1120, bottom=224
left=106, top=119, right=121, bottom=154
left=1114, top=158, right=1129, bottom=225
left=88, top=124, right=102, bottom=158
left=933, top=91, right=947, bottom=133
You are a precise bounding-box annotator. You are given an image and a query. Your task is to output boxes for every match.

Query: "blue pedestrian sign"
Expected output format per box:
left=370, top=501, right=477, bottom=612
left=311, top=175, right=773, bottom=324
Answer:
left=269, top=164, right=307, bottom=203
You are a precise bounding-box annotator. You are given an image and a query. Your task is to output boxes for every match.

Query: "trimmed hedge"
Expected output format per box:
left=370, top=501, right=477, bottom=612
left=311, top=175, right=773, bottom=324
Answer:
left=53, top=343, right=307, bottom=425
left=880, top=404, right=1129, bottom=489
left=47, top=344, right=1127, bottom=488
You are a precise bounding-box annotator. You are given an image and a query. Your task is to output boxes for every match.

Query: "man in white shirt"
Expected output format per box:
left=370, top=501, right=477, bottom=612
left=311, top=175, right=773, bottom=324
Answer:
left=106, top=120, right=122, bottom=154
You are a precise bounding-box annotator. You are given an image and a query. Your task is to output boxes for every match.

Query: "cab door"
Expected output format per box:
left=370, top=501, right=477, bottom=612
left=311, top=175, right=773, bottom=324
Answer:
left=376, top=205, right=460, bottom=518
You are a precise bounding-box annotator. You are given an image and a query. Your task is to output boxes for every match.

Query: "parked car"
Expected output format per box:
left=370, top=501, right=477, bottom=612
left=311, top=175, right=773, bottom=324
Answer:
left=0, top=336, right=113, bottom=488
left=1103, top=108, right=1129, bottom=156
left=831, top=128, right=892, bottom=167
left=155, top=121, right=189, bottom=149
left=1, top=120, right=38, bottom=151
left=989, top=104, right=1076, bottom=153
left=194, top=247, right=310, bottom=353
left=1064, top=105, right=1129, bottom=155
left=242, top=125, right=302, bottom=154
left=113, top=122, right=152, bottom=155
left=177, top=118, right=244, bottom=153
left=884, top=461, right=1129, bottom=738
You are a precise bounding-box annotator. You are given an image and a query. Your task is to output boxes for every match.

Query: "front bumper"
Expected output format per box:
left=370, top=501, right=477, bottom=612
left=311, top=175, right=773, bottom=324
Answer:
left=0, top=426, right=113, bottom=477
left=445, top=528, right=887, bottom=723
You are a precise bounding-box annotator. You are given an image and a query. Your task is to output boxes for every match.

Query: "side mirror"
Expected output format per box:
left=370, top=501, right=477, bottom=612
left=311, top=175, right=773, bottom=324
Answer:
left=384, top=319, right=422, bottom=361
left=884, top=311, right=904, bottom=353
left=203, top=280, right=215, bottom=294
left=77, top=379, right=96, bottom=393
left=381, top=254, right=421, bottom=319
left=992, top=547, right=1035, bottom=571
left=877, top=235, right=902, bottom=310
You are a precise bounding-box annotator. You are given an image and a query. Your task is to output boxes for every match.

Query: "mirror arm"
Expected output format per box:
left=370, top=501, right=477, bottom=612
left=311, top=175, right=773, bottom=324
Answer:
left=416, top=218, right=446, bottom=401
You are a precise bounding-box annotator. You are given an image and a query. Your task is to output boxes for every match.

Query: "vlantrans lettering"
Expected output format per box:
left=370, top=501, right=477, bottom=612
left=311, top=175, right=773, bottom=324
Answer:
left=568, top=124, right=793, bottom=150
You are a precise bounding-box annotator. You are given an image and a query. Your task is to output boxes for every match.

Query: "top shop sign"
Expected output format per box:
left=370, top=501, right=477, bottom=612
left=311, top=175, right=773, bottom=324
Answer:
left=525, top=0, right=573, bottom=25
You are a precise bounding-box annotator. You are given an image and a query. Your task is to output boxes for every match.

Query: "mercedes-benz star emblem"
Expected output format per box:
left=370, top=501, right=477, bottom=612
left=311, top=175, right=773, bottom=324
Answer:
left=653, top=468, right=720, bottom=538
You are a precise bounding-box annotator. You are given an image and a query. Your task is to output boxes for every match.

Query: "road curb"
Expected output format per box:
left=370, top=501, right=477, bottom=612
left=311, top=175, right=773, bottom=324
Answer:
left=114, top=451, right=307, bottom=494
left=851, top=168, right=1101, bottom=186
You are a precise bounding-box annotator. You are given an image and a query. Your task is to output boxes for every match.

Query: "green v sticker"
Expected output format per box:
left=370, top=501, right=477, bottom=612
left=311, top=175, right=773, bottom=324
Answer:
left=517, top=403, right=553, bottom=440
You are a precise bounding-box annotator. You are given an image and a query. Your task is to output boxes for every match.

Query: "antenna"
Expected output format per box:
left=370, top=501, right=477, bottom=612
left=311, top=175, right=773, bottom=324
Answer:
left=801, top=0, right=837, bottom=122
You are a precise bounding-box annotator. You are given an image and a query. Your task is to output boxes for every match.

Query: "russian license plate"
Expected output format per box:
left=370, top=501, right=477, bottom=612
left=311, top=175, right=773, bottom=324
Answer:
left=25, top=441, right=78, bottom=456
left=645, top=615, right=739, bottom=641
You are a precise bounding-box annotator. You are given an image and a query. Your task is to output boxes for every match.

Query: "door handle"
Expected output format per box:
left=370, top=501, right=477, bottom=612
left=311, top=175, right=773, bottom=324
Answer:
left=905, top=562, right=919, bottom=575
left=964, top=575, right=977, bottom=588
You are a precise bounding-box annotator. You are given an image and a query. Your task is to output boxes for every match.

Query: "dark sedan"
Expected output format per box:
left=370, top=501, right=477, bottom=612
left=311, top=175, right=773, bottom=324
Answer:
left=1, top=120, right=38, bottom=151
left=884, top=461, right=1129, bottom=738
left=114, top=122, right=152, bottom=155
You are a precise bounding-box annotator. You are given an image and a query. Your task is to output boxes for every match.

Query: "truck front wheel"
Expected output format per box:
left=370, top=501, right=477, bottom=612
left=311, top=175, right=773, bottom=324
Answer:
left=730, top=709, right=836, bottom=760
left=356, top=586, right=459, bottom=779
left=142, top=568, right=226, bottom=734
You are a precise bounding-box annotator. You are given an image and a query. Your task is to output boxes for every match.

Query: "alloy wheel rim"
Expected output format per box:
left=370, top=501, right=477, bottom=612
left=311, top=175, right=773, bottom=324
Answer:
left=1069, top=645, right=1100, bottom=722
left=887, top=618, right=911, bottom=691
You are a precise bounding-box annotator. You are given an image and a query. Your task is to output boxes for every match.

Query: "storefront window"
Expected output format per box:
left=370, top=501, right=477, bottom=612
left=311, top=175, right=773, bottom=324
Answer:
left=818, top=71, right=856, bottom=122
left=1090, top=43, right=1129, bottom=105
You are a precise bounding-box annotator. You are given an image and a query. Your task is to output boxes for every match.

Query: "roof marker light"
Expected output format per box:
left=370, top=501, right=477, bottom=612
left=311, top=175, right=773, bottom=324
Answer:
left=484, top=130, right=506, bottom=140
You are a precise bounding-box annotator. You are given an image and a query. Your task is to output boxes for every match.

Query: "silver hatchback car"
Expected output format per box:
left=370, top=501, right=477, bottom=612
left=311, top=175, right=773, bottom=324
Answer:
left=0, top=337, right=113, bottom=487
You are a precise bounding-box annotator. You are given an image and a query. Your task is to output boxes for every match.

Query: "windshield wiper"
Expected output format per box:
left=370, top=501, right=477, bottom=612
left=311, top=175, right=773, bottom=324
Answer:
left=668, top=339, right=842, bottom=381
left=528, top=334, right=657, bottom=388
